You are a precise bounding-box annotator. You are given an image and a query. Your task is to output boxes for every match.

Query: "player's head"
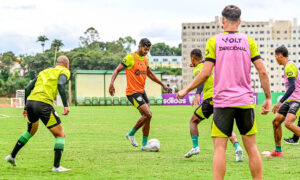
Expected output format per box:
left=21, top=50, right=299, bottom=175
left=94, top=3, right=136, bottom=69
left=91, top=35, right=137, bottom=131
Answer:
left=221, top=5, right=241, bottom=27
left=275, top=45, right=288, bottom=65
left=56, top=55, right=70, bottom=69
left=138, top=38, right=151, bottom=56
left=190, top=49, right=202, bottom=67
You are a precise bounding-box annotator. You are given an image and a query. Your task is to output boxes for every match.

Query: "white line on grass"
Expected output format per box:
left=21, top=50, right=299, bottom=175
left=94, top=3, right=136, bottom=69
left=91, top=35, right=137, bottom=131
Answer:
left=0, top=114, right=10, bottom=119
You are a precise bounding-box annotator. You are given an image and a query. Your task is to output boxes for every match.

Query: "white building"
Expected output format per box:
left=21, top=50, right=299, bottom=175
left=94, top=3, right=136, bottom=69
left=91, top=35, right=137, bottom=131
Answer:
left=148, top=56, right=182, bottom=69
left=182, top=16, right=300, bottom=92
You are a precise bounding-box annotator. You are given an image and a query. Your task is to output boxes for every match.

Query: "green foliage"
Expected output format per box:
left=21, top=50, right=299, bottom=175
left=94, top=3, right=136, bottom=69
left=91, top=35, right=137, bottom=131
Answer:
left=36, top=35, right=49, bottom=52
left=150, top=43, right=181, bottom=56
left=153, top=66, right=182, bottom=76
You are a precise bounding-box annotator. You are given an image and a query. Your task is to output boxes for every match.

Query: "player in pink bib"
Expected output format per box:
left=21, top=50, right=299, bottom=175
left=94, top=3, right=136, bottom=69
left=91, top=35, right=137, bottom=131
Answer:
left=269, top=46, right=300, bottom=157
left=177, top=5, right=271, bottom=180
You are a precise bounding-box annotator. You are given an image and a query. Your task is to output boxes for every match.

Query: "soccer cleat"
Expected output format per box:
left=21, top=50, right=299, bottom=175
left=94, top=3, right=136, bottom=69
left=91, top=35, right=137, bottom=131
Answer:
left=184, top=147, right=200, bottom=158
left=235, top=146, right=244, bottom=162
left=52, top=166, right=72, bottom=172
left=284, top=137, right=299, bottom=145
left=267, top=150, right=283, bottom=157
left=126, top=134, right=138, bottom=147
left=5, top=155, right=16, bottom=166
left=141, top=144, right=158, bottom=152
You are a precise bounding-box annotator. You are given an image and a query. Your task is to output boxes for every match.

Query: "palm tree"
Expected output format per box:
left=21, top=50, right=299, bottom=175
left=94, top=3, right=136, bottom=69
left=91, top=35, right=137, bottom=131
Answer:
left=51, top=39, right=64, bottom=66
left=36, top=35, right=49, bottom=53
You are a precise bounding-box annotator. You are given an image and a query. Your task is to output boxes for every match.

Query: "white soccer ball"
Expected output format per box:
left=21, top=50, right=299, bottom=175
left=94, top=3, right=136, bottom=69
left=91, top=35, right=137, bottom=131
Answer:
left=147, top=138, right=160, bottom=152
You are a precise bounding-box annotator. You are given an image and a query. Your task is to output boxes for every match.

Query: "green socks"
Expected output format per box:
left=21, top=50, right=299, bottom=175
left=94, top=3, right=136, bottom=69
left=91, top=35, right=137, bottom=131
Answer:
left=128, top=128, right=137, bottom=136
left=276, top=145, right=282, bottom=152
left=54, top=137, right=65, bottom=168
left=192, top=136, right=199, bottom=148
left=233, top=142, right=240, bottom=151
left=11, top=131, right=32, bottom=158
left=142, top=136, right=148, bottom=146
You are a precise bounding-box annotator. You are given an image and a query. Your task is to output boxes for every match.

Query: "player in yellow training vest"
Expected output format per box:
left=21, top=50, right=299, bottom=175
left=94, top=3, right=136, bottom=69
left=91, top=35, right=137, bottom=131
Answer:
left=184, top=49, right=244, bottom=162
left=5, top=56, right=71, bottom=172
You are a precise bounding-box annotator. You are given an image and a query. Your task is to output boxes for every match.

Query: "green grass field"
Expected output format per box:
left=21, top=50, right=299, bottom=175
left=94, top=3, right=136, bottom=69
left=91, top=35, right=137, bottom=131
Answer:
left=0, top=105, right=299, bottom=180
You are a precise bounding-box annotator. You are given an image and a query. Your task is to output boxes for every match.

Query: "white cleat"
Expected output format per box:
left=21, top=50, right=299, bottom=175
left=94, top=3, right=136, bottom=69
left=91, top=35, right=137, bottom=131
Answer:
left=184, top=147, right=200, bottom=158
left=5, top=155, right=16, bottom=166
left=141, top=144, right=158, bottom=152
left=235, top=146, right=244, bottom=162
left=126, top=134, right=138, bottom=147
left=52, top=166, right=72, bottom=172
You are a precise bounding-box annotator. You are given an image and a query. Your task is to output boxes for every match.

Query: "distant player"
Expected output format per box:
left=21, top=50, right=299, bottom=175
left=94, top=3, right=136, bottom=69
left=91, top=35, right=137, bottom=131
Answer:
left=184, top=49, right=243, bottom=162
left=269, top=46, right=300, bottom=156
left=177, top=5, right=271, bottom=179
left=109, top=38, right=171, bottom=151
left=5, top=56, right=71, bottom=172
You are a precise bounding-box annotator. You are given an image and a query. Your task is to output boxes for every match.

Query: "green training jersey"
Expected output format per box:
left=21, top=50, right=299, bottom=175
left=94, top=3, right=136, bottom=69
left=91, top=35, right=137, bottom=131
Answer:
left=27, top=65, right=70, bottom=106
left=193, top=62, right=213, bottom=100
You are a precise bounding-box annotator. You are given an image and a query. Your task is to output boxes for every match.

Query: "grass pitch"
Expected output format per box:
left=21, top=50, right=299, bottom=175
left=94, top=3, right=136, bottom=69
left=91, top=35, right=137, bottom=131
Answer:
left=0, top=105, right=299, bottom=180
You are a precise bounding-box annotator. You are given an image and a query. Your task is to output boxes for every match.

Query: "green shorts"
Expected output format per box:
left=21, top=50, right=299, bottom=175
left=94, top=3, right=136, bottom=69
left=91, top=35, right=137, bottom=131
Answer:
left=26, top=100, right=61, bottom=129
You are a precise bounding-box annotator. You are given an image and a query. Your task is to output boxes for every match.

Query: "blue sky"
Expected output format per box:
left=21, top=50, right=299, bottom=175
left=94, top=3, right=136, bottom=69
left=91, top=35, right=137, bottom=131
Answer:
left=0, top=0, right=299, bottom=55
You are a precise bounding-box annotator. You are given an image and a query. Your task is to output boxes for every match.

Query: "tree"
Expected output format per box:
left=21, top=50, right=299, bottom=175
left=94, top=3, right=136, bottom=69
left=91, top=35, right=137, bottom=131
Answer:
left=51, top=39, right=64, bottom=51
left=79, top=27, right=100, bottom=48
left=150, top=43, right=181, bottom=56
left=36, top=35, right=49, bottom=53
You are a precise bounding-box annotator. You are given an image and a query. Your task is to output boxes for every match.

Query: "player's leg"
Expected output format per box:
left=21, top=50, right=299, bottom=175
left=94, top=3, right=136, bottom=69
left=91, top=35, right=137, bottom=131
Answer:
left=235, top=108, right=262, bottom=179
left=211, top=107, right=234, bottom=179
left=6, top=101, right=39, bottom=166
left=213, top=137, right=228, bottom=180
left=284, top=102, right=300, bottom=136
left=229, top=132, right=243, bottom=162
left=241, top=135, right=262, bottom=180
left=284, top=116, right=300, bottom=145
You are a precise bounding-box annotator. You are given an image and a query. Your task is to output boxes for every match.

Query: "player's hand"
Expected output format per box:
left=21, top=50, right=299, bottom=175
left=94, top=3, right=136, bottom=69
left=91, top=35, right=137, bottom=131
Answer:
left=162, top=85, right=172, bottom=93
left=192, top=94, right=200, bottom=106
left=62, top=107, right=70, bottom=116
left=272, top=102, right=282, bottom=114
left=261, top=98, right=272, bottom=115
left=177, top=89, right=188, bottom=99
left=109, top=84, right=115, bottom=96
left=23, top=110, right=27, bottom=118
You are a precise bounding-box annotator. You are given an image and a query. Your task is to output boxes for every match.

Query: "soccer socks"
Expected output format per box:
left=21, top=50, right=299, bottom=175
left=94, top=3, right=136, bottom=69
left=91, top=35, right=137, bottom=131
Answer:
left=11, top=131, right=32, bottom=158
left=191, top=136, right=199, bottom=148
left=128, top=128, right=137, bottom=136
left=233, top=142, right=240, bottom=151
left=142, top=136, right=148, bottom=146
left=54, top=137, right=65, bottom=168
left=275, top=145, right=282, bottom=152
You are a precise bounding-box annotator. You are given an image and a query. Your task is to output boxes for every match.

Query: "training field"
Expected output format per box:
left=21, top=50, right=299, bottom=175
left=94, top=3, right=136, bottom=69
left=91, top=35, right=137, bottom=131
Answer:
left=0, top=105, right=299, bottom=179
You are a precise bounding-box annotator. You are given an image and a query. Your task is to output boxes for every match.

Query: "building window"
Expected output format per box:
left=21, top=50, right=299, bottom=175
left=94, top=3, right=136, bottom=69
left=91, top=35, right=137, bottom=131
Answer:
left=260, top=31, right=264, bottom=34
left=183, top=26, right=186, bottom=29
left=270, top=44, right=274, bottom=48
left=277, top=31, right=280, bottom=34
left=267, top=31, right=270, bottom=34
left=197, top=26, right=200, bottom=29
left=293, top=30, right=296, bottom=33
left=192, top=26, right=195, bottom=29
left=212, top=26, right=215, bottom=29
left=163, top=59, right=168, bottom=62
left=284, top=30, right=288, bottom=34
left=172, top=59, right=177, bottom=62
left=153, top=58, right=159, bottom=62
left=206, top=26, right=210, bottom=29
left=260, top=44, right=264, bottom=48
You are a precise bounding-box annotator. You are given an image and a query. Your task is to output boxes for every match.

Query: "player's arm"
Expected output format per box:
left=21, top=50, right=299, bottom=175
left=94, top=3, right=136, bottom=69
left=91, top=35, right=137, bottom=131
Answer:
left=57, top=74, right=70, bottom=115
left=253, top=59, right=272, bottom=114
left=279, top=78, right=295, bottom=103
left=109, top=64, right=126, bottom=96
left=147, top=68, right=170, bottom=93
left=192, top=85, right=204, bottom=106
left=177, top=61, right=214, bottom=99
left=24, top=77, right=37, bottom=110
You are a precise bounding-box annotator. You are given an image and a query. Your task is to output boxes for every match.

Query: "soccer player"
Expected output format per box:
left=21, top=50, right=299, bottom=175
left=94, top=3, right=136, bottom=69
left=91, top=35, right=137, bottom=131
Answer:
left=269, top=46, right=300, bottom=156
left=5, top=56, right=71, bottom=172
left=177, top=5, right=271, bottom=180
left=109, top=38, right=171, bottom=151
left=184, top=49, right=243, bottom=162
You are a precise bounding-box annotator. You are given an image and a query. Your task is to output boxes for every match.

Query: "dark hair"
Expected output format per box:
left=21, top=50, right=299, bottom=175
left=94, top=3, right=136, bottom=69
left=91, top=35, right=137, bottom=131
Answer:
left=275, top=45, right=289, bottom=57
left=190, top=49, right=202, bottom=59
left=139, top=38, right=152, bottom=47
left=222, top=5, right=241, bottom=22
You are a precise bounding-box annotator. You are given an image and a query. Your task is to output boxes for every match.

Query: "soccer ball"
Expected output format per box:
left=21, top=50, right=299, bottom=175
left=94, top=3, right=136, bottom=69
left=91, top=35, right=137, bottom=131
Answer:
left=147, top=138, right=160, bottom=152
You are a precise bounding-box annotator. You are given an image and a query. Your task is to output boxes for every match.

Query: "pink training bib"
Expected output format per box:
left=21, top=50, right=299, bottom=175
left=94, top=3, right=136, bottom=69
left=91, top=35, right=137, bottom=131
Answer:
left=214, top=33, right=253, bottom=107
left=284, top=61, right=300, bottom=101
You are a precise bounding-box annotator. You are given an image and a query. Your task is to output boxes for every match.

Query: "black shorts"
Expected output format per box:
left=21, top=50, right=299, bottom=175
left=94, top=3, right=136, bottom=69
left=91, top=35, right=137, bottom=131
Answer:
left=278, top=101, right=300, bottom=117
left=26, top=100, right=61, bottom=129
left=194, top=98, right=213, bottom=120
left=212, top=107, right=256, bottom=137
left=127, top=91, right=149, bottom=108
